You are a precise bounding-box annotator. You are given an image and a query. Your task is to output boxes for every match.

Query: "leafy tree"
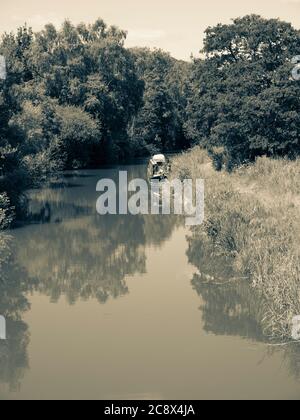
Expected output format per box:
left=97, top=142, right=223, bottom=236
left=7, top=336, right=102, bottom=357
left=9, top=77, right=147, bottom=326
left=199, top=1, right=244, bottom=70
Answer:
left=129, top=48, right=190, bottom=156
left=55, top=105, right=100, bottom=168
left=185, top=15, right=300, bottom=169
left=28, top=20, right=143, bottom=163
left=0, top=19, right=144, bottom=221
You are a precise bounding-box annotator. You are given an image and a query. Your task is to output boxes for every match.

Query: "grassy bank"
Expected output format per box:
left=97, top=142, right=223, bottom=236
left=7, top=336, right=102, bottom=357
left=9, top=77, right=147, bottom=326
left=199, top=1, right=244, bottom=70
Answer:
left=171, top=147, right=300, bottom=341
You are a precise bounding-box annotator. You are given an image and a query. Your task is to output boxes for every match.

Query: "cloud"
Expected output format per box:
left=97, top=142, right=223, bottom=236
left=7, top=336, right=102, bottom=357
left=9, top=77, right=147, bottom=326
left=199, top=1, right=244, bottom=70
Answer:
left=126, top=29, right=166, bottom=43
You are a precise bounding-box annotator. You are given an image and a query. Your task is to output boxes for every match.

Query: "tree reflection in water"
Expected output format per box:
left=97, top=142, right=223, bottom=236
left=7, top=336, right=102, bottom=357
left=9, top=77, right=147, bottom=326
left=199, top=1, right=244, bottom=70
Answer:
left=0, top=234, right=36, bottom=392
left=4, top=165, right=299, bottom=393
left=15, top=166, right=180, bottom=303
left=0, top=166, right=181, bottom=392
left=15, top=211, right=180, bottom=304
left=187, top=226, right=300, bottom=380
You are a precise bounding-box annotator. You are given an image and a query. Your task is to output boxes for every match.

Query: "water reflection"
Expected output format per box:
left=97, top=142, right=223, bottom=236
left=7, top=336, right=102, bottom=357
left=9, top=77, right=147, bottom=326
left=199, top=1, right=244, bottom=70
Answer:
left=0, top=167, right=181, bottom=393
left=187, top=229, right=265, bottom=340
left=11, top=166, right=180, bottom=305
left=1, top=165, right=300, bottom=397
left=186, top=226, right=300, bottom=380
left=17, top=215, right=147, bottom=304
left=0, top=235, right=35, bottom=391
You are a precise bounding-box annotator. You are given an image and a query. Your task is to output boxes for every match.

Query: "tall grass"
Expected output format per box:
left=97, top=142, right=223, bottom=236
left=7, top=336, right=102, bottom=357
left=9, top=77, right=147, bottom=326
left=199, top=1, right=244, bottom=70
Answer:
left=172, top=148, right=300, bottom=341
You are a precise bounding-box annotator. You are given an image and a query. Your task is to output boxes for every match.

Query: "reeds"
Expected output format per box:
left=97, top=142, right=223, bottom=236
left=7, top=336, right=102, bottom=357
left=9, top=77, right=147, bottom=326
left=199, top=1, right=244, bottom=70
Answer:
left=172, top=148, right=300, bottom=341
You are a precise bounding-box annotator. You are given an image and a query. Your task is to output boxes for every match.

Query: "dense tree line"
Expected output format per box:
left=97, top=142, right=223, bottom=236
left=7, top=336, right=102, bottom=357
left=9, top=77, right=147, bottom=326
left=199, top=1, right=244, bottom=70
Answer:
left=0, top=19, right=189, bottom=220
left=1, top=15, right=300, bottom=222
left=185, top=15, right=300, bottom=170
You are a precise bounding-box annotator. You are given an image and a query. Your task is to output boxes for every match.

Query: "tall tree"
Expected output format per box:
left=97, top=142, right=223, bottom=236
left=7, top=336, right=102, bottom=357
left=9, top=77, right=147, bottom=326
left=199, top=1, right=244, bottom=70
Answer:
left=129, top=48, right=190, bottom=156
left=185, top=15, right=300, bottom=169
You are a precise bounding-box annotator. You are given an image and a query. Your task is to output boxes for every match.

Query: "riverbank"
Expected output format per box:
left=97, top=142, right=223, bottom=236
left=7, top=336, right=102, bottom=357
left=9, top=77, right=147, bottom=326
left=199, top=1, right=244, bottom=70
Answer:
left=171, top=147, right=300, bottom=341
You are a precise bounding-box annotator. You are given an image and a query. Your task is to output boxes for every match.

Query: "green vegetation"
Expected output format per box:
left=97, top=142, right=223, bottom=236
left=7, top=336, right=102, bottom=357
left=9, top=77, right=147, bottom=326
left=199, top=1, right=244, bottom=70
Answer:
left=185, top=15, right=300, bottom=170
left=129, top=48, right=190, bottom=155
left=0, top=20, right=189, bottom=221
left=1, top=14, right=300, bottom=222
left=172, top=147, right=300, bottom=341
left=1, top=14, right=300, bottom=341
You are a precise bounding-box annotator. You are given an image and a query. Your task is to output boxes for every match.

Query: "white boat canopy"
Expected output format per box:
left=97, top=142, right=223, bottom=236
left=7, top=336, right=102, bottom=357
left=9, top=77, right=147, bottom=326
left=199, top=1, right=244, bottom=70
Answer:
left=151, top=154, right=166, bottom=164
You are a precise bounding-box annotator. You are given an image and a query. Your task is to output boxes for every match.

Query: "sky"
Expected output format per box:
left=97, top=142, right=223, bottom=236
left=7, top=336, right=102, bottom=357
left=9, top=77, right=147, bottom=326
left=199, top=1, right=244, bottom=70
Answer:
left=1, top=0, right=300, bottom=60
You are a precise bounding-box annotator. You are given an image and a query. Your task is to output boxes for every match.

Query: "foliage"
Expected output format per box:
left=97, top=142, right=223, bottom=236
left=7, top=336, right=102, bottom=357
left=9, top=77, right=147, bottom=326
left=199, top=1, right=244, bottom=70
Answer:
left=1, top=14, right=300, bottom=225
left=0, top=19, right=190, bottom=223
left=185, top=15, right=300, bottom=169
left=129, top=48, right=190, bottom=155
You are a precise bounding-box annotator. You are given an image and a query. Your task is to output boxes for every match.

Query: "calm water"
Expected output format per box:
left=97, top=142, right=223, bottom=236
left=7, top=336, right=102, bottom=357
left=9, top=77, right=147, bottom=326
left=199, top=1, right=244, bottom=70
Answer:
left=1, top=164, right=300, bottom=400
